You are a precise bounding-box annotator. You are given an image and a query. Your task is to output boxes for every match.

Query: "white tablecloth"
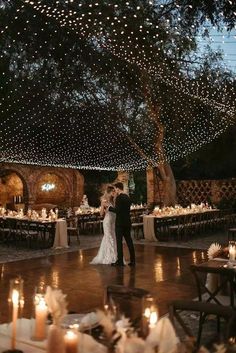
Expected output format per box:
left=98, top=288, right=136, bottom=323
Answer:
left=0, top=319, right=107, bottom=353
left=0, top=319, right=46, bottom=353
left=143, top=215, right=156, bottom=241
left=52, top=219, right=68, bottom=248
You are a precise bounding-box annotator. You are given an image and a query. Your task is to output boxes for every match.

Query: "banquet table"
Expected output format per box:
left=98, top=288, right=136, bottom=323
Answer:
left=0, top=315, right=178, bottom=353
left=143, top=209, right=220, bottom=241
left=0, top=216, right=68, bottom=249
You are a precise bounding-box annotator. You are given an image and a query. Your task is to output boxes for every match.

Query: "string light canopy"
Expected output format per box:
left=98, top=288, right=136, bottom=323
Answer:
left=0, top=0, right=235, bottom=170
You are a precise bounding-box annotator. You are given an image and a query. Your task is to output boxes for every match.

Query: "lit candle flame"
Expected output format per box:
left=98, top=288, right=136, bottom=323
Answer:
left=149, top=311, right=158, bottom=326
left=12, top=289, right=19, bottom=305
left=144, top=307, right=151, bottom=318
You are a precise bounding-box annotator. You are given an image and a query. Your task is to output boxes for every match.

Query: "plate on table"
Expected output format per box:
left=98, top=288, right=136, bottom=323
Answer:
left=61, top=312, right=99, bottom=329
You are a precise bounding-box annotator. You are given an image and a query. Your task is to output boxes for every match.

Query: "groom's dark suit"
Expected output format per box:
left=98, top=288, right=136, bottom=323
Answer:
left=109, top=193, right=135, bottom=265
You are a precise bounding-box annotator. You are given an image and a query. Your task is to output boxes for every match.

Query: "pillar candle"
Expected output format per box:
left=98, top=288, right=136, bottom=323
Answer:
left=11, top=289, right=19, bottom=350
left=229, top=246, right=236, bottom=261
left=34, top=298, right=47, bottom=340
left=64, top=330, right=78, bottom=353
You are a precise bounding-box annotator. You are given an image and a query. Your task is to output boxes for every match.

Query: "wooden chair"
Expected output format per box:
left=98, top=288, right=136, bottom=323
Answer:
left=169, top=214, right=193, bottom=241
left=169, top=300, right=236, bottom=348
left=228, top=228, right=236, bottom=241
left=66, top=217, right=80, bottom=245
left=84, top=214, right=101, bottom=235
left=131, top=214, right=144, bottom=240
left=154, top=217, right=172, bottom=241
left=106, top=285, right=150, bottom=333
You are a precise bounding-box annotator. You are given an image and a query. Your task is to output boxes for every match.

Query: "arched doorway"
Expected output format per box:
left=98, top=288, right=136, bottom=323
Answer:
left=0, top=169, right=29, bottom=209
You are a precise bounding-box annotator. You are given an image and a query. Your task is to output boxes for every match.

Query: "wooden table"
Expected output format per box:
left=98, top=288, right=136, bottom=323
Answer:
left=190, top=259, right=236, bottom=307
left=0, top=216, right=68, bottom=249
left=143, top=209, right=220, bottom=241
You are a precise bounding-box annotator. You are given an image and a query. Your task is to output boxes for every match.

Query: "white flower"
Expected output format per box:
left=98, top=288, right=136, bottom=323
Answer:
left=116, top=315, right=131, bottom=330
left=207, top=243, right=221, bottom=260
left=96, top=309, right=115, bottom=338
left=45, top=286, right=68, bottom=325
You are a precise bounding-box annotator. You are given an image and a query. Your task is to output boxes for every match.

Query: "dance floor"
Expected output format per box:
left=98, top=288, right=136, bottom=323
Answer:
left=0, top=244, right=207, bottom=322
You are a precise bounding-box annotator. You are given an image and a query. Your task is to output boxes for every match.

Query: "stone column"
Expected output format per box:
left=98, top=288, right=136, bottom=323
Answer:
left=117, top=171, right=129, bottom=194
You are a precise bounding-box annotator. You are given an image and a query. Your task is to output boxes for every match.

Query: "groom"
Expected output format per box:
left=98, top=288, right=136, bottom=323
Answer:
left=109, top=182, right=135, bottom=267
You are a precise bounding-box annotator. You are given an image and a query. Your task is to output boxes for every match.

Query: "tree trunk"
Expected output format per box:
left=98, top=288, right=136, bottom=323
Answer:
left=141, top=72, right=176, bottom=206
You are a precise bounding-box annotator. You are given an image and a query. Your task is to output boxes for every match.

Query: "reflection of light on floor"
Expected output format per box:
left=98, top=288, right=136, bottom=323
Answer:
left=201, top=252, right=206, bottom=260
left=154, top=258, right=164, bottom=282
left=0, top=264, right=5, bottom=280
left=176, top=257, right=181, bottom=276
left=79, top=250, right=83, bottom=264
left=37, top=276, right=46, bottom=291
left=192, top=251, right=197, bottom=264
left=52, top=270, right=59, bottom=288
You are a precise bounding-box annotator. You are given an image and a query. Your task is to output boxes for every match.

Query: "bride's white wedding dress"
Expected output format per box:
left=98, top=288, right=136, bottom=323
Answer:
left=90, top=207, right=117, bottom=265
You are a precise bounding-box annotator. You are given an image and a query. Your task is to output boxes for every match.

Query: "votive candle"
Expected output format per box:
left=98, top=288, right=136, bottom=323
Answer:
left=64, top=330, right=79, bottom=353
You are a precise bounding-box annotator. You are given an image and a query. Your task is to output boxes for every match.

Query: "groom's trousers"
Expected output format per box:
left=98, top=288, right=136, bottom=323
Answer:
left=116, top=225, right=135, bottom=264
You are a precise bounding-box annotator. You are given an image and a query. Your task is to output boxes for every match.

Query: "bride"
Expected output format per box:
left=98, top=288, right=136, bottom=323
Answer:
left=90, top=185, right=117, bottom=265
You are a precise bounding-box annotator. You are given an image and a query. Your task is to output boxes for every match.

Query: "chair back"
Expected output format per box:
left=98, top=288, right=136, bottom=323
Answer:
left=66, top=216, right=78, bottom=229
left=169, top=299, right=236, bottom=347
left=106, top=285, right=150, bottom=331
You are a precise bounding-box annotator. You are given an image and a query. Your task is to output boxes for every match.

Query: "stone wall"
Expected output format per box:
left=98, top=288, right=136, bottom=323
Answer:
left=0, top=162, right=84, bottom=209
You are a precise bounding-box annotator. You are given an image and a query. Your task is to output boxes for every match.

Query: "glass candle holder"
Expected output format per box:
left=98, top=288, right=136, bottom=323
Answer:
left=64, top=329, right=79, bottom=353
left=142, top=295, right=158, bottom=337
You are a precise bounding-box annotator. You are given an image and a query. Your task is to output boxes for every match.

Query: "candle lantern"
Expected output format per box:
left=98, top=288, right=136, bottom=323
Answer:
left=142, top=295, right=158, bottom=337
left=64, top=329, right=79, bottom=353
left=3, top=277, right=24, bottom=353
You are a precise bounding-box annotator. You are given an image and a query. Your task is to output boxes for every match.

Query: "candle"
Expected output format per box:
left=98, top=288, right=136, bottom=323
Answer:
left=144, top=307, right=151, bottom=318
left=149, top=311, right=158, bottom=329
left=64, top=330, right=78, bottom=353
left=11, top=289, right=19, bottom=350
left=104, top=304, right=109, bottom=313
left=229, top=245, right=236, bottom=261
left=34, top=298, right=47, bottom=340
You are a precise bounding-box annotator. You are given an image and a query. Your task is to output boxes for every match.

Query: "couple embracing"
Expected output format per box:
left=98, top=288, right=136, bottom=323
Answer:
left=90, top=182, right=135, bottom=267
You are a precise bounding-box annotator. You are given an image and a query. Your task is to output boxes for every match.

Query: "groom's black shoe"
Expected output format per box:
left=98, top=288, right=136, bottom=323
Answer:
left=128, top=262, right=136, bottom=267
left=111, top=261, right=125, bottom=267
